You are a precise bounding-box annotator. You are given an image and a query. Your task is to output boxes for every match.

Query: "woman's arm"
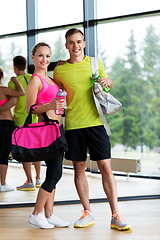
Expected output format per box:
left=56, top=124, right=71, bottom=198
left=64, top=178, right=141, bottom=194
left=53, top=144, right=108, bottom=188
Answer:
left=0, top=97, right=17, bottom=112
left=3, top=77, right=25, bottom=97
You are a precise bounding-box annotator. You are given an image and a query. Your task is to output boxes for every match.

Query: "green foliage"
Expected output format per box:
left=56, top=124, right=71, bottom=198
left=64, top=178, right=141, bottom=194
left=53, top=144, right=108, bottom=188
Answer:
left=52, top=36, right=67, bottom=61
left=105, top=25, right=160, bottom=150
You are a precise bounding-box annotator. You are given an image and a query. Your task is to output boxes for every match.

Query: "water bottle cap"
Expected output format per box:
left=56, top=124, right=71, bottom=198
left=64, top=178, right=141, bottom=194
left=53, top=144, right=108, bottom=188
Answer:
left=92, top=72, right=99, bottom=80
left=57, top=89, right=67, bottom=97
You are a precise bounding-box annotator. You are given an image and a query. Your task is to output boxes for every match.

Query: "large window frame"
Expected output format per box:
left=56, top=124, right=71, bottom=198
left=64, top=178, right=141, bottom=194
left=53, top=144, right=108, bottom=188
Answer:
left=0, top=0, right=160, bottom=182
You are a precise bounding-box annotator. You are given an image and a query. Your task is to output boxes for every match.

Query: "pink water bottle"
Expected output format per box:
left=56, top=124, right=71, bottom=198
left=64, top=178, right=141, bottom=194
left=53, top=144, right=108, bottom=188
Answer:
left=55, top=89, right=67, bottom=115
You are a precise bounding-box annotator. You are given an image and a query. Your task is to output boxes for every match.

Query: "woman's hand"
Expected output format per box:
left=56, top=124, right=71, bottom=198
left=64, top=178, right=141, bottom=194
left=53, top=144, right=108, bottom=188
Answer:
left=97, top=77, right=113, bottom=90
left=50, top=98, right=65, bottom=111
left=10, top=76, right=18, bottom=83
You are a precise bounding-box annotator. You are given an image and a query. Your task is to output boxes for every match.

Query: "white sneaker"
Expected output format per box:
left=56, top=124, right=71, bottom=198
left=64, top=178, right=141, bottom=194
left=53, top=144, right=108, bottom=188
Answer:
left=0, top=184, right=14, bottom=192
left=29, top=212, right=54, bottom=229
left=47, top=214, right=70, bottom=227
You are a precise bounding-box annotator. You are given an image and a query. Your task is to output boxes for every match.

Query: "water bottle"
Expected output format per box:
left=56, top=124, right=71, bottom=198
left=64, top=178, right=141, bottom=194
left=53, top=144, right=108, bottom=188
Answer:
left=92, top=71, right=111, bottom=93
left=55, top=89, right=67, bottom=115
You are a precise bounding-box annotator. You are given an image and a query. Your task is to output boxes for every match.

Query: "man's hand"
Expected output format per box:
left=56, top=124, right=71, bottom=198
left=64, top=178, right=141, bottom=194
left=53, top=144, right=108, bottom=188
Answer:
left=97, top=77, right=113, bottom=90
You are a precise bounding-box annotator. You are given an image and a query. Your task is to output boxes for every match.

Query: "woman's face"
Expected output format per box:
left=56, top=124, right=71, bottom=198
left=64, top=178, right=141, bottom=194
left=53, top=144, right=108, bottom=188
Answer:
left=32, top=46, right=51, bottom=69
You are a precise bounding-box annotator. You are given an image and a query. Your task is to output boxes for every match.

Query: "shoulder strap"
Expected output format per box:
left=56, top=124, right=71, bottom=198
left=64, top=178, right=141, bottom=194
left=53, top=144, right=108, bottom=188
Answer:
left=90, top=57, right=99, bottom=76
left=23, top=75, right=28, bottom=85
left=90, top=57, right=111, bottom=136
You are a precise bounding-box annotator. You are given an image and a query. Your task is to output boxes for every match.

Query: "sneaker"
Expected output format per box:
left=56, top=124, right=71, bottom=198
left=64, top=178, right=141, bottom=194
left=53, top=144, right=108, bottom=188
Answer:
left=74, top=210, right=95, bottom=228
left=29, top=212, right=54, bottom=229
left=47, top=214, right=70, bottom=227
left=0, top=184, right=14, bottom=192
left=16, top=181, right=36, bottom=191
left=35, top=179, right=41, bottom=188
left=110, top=212, right=132, bottom=231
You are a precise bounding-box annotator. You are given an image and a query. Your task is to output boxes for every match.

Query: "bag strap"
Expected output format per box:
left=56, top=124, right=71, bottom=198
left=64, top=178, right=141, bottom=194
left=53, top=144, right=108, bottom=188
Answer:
left=90, top=57, right=99, bottom=76
left=23, top=104, right=57, bottom=127
left=90, top=57, right=111, bottom=136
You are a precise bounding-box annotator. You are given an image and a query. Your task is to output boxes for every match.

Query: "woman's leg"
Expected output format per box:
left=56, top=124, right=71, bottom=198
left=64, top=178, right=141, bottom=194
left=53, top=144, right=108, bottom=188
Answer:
left=0, top=164, right=8, bottom=185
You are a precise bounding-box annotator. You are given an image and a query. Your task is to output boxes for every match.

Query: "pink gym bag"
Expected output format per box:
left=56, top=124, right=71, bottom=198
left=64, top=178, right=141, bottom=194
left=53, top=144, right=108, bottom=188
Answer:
left=11, top=104, right=68, bottom=162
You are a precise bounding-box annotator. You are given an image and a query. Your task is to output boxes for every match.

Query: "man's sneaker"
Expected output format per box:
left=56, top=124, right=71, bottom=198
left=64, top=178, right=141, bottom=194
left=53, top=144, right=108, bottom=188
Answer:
left=35, top=179, right=41, bottom=188
left=29, top=212, right=54, bottom=229
left=47, top=213, right=70, bottom=227
left=74, top=210, right=95, bottom=228
left=0, top=184, right=14, bottom=192
left=110, top=212, right=132, bottom=231
left=16, top=181, right=35, bottom=191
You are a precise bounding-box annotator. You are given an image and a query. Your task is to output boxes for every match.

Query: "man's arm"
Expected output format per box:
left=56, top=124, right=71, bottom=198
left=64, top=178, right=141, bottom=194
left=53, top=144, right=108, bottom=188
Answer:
left=0, top=97, right=17, bottom=112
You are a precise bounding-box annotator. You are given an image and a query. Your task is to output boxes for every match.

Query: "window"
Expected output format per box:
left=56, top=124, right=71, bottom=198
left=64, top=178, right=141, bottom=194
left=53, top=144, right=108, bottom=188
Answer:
left=0, top=35, right=27, bottom=85
left=97, top=15, right=160, bottom=177
left=37, top=0, right=83, bottom=29
left=38, top=29, right=69, bottom=62
left=97, top=0, right=160, bottom=19
left=0, top=0, right=26, bottom=35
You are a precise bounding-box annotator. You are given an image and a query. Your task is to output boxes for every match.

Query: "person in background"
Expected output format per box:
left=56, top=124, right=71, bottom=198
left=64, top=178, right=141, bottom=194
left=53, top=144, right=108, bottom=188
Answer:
left=53, top=28, right=132, bottom=231
left=0, top=67, right=25, bottom=192
left=8, top=56, right=41, bottom=191
left=26, top=42, right=69, bottom=229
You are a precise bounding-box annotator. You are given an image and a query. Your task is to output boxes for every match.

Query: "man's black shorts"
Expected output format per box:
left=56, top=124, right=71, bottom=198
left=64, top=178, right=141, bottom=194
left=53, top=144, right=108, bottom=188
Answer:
left=65, top=125, right=111, bottom=161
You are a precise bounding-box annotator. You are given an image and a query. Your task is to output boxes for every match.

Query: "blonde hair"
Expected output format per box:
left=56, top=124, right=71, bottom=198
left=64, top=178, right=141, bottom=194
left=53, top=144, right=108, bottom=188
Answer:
left=31, top=42, right=51, bottom=56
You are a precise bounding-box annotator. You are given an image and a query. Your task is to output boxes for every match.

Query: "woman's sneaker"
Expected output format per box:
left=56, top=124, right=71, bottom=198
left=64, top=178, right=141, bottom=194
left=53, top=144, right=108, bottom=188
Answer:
left=16, top=181, right=35, bottom=191
left=0, top=184, right=14, bottom=192
left=29, top=212, right=54, bottom=229
left=110, top=212, right=132, bottom=231
left=47, top=214, right=70, bottom=227
left=74, top=210, right=95, bottom=228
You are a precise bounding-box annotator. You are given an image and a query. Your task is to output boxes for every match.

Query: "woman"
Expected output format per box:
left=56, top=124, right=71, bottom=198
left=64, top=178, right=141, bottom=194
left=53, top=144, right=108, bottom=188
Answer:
left=26, top=42, right=69, bottom=229
left=0, top=67, right=25, bottom=192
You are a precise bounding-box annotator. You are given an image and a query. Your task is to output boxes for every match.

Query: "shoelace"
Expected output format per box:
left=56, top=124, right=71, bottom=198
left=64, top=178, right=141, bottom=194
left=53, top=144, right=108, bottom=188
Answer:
left=113, top=213, right=126, bottom=222
left=80, top=210, right=89, bottom=219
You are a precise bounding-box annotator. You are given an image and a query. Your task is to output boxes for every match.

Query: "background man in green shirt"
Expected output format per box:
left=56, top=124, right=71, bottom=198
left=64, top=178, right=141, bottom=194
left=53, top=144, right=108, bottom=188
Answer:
left=8, top=56, right=41, bottom=191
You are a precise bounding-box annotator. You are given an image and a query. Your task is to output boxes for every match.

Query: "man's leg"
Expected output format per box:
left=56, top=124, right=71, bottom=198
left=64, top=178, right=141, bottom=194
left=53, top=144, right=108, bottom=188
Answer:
left=97, top=159, right=132, bottom=230
left=97, top=159, right=118, bottom=214
left=34, top=161, right=41, bottom=181
left=72, top=161, right=91, bottom=211
left=34, top=161, right=41, bottom=187
left=16, top=162, right=35, bottom=190
left=72, top=161, right=95, bottom=228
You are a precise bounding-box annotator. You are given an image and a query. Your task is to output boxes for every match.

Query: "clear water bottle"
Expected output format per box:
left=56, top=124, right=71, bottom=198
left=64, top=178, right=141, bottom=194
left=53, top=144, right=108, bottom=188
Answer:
left=92, top=71, right=111, bottom=93
left=55, top=89, right=67, bottom=115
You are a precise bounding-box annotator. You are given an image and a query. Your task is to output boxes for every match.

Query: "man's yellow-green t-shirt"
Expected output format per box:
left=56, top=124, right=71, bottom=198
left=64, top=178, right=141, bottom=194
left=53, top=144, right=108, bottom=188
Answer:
left=8, top=73, right=37, bottom=126
left=53, top=56, right=108, bottom=130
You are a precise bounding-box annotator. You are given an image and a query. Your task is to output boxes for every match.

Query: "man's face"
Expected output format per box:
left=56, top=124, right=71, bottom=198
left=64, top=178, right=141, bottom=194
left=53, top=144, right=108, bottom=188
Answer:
left=65, top=33, right=86, bottom=58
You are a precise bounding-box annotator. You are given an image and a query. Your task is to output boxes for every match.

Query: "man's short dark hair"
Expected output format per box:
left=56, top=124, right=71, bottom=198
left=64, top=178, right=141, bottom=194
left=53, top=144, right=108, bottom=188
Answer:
left=13, top=55, right=27, bottom=71
left=65, top=28, right=84, bottom=42
left=0, top=67, right=3, bottom=79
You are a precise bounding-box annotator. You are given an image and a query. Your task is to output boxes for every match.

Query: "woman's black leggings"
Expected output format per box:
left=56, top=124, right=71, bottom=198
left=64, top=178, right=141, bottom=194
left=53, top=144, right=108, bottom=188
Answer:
left=41, top=153, right=63, bottom=193
left=0, top=120, right=14, bottom=165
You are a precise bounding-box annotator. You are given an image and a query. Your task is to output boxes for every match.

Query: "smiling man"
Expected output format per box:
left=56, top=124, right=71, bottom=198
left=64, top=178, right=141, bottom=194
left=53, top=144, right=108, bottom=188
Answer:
left=53, top=28, right=132, bottom=231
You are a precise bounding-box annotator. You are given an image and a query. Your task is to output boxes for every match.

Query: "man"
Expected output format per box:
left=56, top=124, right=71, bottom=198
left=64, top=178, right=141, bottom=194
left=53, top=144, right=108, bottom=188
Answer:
left=54, top=28, right=132, bottom=231
left=8, top=56, right=41, bottom=191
